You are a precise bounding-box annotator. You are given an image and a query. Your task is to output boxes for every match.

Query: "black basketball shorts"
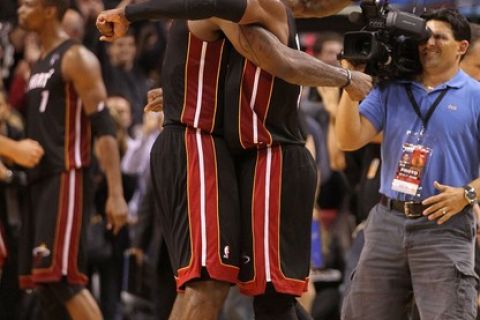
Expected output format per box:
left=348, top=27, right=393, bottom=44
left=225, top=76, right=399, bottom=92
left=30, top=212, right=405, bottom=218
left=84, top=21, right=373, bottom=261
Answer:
left=150, top=126, right=241, bottom=290
left=236, top=144, right=317, bottom=296
left=19, top=169, right=89, bottom=289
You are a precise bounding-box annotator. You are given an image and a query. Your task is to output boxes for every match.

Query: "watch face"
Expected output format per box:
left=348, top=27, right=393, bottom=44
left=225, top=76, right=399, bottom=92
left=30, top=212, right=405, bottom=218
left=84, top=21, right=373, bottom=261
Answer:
left=465, top=187, right=477, bottom=203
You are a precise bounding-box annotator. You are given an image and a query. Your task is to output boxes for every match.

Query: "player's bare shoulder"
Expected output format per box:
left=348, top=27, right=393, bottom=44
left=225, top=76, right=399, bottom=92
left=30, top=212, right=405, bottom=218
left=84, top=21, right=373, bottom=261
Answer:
left=243, top=0, right=286, bottom=23
left=61, top=44, right=102, bottom=82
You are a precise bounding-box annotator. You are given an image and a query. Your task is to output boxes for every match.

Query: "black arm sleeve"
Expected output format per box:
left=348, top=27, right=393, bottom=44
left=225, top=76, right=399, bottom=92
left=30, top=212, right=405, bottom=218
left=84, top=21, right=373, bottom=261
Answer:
left=89, top=107, right=116, bottom=138
left=125, top=0, right=247, bottom=23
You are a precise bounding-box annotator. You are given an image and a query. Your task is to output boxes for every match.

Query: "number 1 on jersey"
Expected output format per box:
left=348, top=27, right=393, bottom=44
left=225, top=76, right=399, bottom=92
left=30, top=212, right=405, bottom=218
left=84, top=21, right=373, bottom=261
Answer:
left=39, top=90, right=49, bottom=113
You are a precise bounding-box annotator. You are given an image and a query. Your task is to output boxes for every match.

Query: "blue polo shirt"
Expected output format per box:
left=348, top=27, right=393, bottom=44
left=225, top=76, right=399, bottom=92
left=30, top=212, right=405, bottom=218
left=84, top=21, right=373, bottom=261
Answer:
left=359, top=70, right=480, bottom=200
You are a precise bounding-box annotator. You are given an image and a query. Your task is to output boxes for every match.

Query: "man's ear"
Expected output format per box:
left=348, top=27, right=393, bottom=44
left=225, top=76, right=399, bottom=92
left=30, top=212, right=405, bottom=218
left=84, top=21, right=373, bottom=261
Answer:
left=44, top=6, right=58, bottom=20
left=458, top=40, right=469, bottom=56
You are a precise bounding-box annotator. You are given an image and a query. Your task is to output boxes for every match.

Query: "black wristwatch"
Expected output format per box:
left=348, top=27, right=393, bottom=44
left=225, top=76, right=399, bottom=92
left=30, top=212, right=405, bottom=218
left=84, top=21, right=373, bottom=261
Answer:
left=464, top=185, right=477, bottom=205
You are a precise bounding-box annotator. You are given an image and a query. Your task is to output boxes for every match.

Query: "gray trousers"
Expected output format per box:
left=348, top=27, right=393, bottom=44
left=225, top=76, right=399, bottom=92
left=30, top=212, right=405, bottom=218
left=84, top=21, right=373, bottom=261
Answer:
left=342, top=203, right=478, bottom=320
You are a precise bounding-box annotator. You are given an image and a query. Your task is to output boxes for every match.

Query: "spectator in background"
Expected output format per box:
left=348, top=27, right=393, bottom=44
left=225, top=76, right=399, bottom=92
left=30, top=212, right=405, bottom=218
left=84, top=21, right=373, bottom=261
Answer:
left=72, top=0, right=104, bottom=50
left=121, top=108, right=163, bottom=220
left=106, top=95, right=134, bottom=151
left=62, top=8, right=86, bottom=42
left=313, top=32, right=343, bottom=67
left=103, top=30, right=149, bottom=128
left=0, top=22, right=15, bottom=92
left=461, top=23, right=480, bottom=81
left=7, top=32, right=40, bottom=116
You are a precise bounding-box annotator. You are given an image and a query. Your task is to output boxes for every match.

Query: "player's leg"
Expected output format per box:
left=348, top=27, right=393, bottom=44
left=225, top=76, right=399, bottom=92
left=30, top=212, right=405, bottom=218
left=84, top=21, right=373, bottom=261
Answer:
left=65, top=288, right=103, bottom=320
left=238, top=145, right=317, bottom=319
left=150, top=127, right=241, bottom=319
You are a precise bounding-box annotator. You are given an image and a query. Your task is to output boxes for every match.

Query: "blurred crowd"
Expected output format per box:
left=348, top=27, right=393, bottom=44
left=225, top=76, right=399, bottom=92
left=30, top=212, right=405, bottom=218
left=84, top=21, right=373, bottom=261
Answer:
left=1, top=0, right=480, bottom=319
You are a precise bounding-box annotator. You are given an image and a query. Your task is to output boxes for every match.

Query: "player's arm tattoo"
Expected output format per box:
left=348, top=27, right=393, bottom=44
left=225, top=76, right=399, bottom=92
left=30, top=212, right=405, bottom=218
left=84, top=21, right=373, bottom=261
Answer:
left=284, top=0, right=352, bottom=18
left=237, top=25, right=350, bottom=87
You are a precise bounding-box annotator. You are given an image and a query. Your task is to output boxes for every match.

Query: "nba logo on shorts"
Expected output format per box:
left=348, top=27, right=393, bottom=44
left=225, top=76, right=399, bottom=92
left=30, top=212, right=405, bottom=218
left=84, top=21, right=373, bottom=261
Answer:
left=223, top=246, right=230, bottom=259
left=32, top=243, right=51, bottom=266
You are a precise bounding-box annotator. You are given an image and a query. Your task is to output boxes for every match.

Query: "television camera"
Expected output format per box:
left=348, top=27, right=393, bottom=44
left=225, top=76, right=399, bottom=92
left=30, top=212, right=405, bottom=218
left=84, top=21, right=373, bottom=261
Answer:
left=341, top=0, right=431, bottom=80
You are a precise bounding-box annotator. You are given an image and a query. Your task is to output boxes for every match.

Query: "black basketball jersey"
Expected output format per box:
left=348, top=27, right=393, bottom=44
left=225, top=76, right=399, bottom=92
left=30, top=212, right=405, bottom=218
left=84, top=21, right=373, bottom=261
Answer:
left=26, top=40, right=91, bottom=181
left=161, top=21, right=229, bottom=135
left=224, top=10, right=304, bottom=154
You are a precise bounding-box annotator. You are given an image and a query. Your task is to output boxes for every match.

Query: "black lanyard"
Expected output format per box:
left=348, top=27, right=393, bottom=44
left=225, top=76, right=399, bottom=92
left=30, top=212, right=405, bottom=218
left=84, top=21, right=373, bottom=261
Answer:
left=405, top=84, right=449, bottom=132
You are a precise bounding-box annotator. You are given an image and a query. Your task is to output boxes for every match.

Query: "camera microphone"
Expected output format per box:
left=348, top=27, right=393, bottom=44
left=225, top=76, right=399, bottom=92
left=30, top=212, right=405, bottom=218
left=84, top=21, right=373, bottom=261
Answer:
left=386, top=11, right=430, bottom=39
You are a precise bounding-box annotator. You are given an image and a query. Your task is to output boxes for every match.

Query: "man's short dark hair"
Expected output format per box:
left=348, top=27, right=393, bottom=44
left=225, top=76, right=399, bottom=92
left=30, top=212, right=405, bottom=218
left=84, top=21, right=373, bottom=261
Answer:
left=42, top=0, right=70, bottom=20
left=421, top=8, right=471, bottom=43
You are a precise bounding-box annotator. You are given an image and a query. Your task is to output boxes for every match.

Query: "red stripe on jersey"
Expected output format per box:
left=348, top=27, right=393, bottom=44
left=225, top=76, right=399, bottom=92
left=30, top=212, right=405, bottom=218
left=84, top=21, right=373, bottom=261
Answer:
left=203, top=133, right=220, bottom=268
left=67, top=171, right=88, bottom=284
left=239, top=149, right=269, bottom=295
left=65, top=84, right=76, bottom=169
left=177, top=128, right=238, bottom=289
left=177, top=128, right=202, bottom=288
left=64, top=84, right=91, bottom=170
left=202, top=133, right=239, bottom=280
left=180, top=35, right=224, bottom=133
left=19, top=275, right=34, bottom=289
left=239, top=147, right=307, bottom=296
left=238, top=61, right=274, bottom=149
left=32, top=172, right=68, bottom=282
left=28, top=171, right=88, bottom=286
left=268, top=147, right=308, bottom=296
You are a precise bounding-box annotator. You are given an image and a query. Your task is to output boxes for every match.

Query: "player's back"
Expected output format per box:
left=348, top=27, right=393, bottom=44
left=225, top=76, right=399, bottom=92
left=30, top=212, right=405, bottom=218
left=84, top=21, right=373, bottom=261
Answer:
left=223, top=9, right=304, bottom=154
left=161, top=20, right=230, bottom=135
left=26, top=40, right=91, bottom=182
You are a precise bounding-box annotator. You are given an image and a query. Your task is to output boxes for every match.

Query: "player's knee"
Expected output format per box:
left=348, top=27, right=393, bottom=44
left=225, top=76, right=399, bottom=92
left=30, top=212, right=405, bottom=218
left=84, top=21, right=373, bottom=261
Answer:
left=185, top=280, right=230, bottom=308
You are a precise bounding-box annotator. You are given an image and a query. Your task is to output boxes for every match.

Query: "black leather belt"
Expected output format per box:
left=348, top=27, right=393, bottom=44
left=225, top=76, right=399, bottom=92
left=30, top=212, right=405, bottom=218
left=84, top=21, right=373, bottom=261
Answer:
left=380, top=195, right=428, bottom=218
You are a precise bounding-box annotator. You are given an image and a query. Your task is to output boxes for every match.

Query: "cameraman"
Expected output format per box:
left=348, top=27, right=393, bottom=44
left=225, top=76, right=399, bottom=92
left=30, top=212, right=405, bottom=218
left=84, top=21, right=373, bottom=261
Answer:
left=337, top=8, right=479, bottom=320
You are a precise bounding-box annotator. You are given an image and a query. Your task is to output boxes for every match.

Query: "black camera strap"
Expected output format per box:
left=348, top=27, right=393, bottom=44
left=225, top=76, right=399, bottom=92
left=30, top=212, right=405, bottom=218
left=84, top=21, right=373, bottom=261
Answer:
left=405, top=84, right=449, bottom=131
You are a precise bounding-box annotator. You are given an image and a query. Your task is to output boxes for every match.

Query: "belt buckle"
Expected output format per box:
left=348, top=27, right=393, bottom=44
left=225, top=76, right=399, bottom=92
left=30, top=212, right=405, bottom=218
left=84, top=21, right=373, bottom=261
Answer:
left=404, top=201, right=419, bottom=218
